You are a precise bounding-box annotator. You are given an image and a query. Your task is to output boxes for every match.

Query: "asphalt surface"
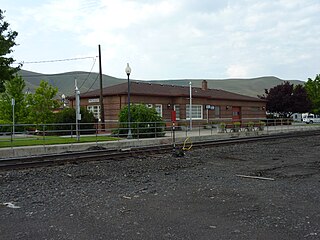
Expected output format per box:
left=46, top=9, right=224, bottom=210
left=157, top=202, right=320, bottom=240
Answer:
left=0, top=135, right=320, bottom=240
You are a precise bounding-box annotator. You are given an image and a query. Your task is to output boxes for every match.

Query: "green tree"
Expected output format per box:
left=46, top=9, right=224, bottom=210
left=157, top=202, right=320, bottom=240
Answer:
left=53, top=107, right=97, bottom=135
left=116, top=104, right=165, bottom=138
left=305, top=74, right=320, bottom=114
left=0, top=10, right=21, bottom=92
left=292, top=84, right=312, bottom=114
left=26, top=80, right=60, bottom=124
left=0, top=75, right=27, bottom=123
left=261, top=81, right=311, bottom=117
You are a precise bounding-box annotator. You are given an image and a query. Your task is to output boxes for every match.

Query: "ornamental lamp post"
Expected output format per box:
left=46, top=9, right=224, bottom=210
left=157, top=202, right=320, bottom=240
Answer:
left=125, top=63, right=133, bottom=139
left=61, top=94, right=66, bottom=108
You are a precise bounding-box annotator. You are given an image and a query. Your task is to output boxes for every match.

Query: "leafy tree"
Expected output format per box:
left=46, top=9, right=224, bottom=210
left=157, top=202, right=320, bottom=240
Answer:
left=292, top=84, right=312, bottom=114
left=262, top=81, right=311, bottom=117
left=0, top=119, right=11, bottom=132
left=53, top=107, right=97, bottom=135
left=305, top=74, right=320, bottom=114
left=54, top=107, right=96, bottom=124
left=26, top=80, right=60, bottom=124
left=0, top=10, right=21, bottom=92
left=54, top=108, right=77, bottom=124
left=0, top=75, right=27, bottom=123
left=116, top=104, right=165, bottom=138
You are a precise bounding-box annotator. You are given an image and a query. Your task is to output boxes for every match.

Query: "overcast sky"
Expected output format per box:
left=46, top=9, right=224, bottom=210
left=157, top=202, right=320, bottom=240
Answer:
left=2, top=0, right=320, bottom=81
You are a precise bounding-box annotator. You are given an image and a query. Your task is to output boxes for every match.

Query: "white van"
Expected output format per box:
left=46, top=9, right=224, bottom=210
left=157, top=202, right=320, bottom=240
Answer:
left=302, top=113, right=320, bottom=124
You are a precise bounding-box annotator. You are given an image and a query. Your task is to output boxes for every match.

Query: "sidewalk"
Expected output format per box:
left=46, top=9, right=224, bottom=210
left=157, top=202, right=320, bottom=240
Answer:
left=169, top=123, right=320, bottom=138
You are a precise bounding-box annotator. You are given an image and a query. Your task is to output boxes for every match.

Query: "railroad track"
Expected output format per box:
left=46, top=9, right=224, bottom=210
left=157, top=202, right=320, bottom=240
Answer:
left=1, top=130, right=319, bottom=171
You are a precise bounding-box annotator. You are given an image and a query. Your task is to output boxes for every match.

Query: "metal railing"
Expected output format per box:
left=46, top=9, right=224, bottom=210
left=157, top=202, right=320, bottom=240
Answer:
left=0, top=118, right=319, bottom=149
left=166, top=118, right=320, bottom=137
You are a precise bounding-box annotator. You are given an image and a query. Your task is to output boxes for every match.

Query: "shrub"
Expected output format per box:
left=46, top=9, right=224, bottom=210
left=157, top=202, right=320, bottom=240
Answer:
left=0, top=120, right=11, bottom=134
left=115, top=104, right=165, bottom=138
left=248, top=122, right=254, bottom=127
left=232, top=122, right=241, bottom=132
left=258, top=121, right=266, bottom=131
left=218, top=122, right=226, bottom=133
left=52, top=107, right=97, bottom=135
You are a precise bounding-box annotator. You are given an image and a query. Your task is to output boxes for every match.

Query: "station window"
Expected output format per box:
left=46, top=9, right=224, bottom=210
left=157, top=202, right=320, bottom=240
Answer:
left=186, top=104, right=203, bottom=119
left=154, top=104, right=162, bottom=117
left=87, top=105, right=100, bottom=119
left=250, top=106, right=260, bottom=111
left=215, top=106, right=220, bottom=118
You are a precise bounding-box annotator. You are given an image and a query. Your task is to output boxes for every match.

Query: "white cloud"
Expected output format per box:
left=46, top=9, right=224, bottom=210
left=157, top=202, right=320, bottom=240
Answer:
left=2, top=0, right=320, bottom=80
left=226, top=64, right=248, bottom=78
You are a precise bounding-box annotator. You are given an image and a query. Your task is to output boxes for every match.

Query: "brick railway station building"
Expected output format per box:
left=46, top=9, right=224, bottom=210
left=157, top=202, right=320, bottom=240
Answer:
left=69, top=80, right=266, bottom=126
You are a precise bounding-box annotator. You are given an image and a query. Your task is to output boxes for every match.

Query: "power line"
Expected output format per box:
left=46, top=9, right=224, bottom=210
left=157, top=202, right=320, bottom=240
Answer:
left=86, top=74, right=99, bottom=93
left=14, top=56, right=97, bottom=64
left=13, top=54, right=102, bottom=94
left=20, top=72, right=96, bottom=78
left=79, top=57, right=97, bottom=90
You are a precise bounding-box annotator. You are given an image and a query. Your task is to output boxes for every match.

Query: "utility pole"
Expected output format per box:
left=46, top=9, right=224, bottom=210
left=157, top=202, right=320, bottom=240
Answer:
left=75, top=79, right=81, bottom=141
left=189, top=81, right=192, bottom=130
left=99, top=44, right=105, bottom=130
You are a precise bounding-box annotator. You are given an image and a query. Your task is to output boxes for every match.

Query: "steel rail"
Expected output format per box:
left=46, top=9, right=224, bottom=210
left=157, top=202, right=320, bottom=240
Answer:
left=1, top=130, right=319, bottom=171
left=191, top=130, right=320, bottom=148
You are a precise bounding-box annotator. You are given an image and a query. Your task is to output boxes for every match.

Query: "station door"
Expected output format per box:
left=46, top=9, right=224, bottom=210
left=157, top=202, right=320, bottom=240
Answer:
left=232, top=106, right=241, bottom=122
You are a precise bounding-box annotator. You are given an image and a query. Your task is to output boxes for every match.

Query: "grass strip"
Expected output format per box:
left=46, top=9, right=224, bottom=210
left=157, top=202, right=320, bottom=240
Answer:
left=0, top=135, right=121, bottom=148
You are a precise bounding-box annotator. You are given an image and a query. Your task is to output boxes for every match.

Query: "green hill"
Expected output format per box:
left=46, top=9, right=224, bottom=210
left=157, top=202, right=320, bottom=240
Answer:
left=147, top=77, right=304, bottom=97
left=18, top=69, right=304, bottom=98
left=19, top=69, right=125, bottom=96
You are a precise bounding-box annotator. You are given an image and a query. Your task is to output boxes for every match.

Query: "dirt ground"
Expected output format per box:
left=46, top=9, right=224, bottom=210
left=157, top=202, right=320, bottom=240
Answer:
left=0, top=135, right=320, bottom=240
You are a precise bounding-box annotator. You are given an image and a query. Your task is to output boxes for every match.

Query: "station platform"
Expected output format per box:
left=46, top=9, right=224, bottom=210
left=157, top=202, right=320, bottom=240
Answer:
left=0, top=123, right=319, bottom=159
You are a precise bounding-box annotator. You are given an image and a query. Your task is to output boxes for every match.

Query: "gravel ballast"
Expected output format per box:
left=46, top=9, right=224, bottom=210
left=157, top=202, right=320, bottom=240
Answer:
left=0, top=135, right=320, bottom=240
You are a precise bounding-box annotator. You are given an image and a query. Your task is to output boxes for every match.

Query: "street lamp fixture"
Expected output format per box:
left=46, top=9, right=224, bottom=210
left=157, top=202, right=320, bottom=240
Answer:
left=61, top=94, right=66, bottom=108
left=125, top=63, right=133, bottom=139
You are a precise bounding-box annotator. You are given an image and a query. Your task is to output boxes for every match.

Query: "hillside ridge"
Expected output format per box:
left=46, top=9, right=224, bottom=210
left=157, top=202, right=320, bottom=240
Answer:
left=18, top=69, right=304, bottom=98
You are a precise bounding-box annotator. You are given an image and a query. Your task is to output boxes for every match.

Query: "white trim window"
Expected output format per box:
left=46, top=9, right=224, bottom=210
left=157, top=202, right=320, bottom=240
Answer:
left=215, top=106, right=220, bottom=118
left=186, top=104, right=203, bottom=119
left=87, top=105, right=101, bottom=119
left=155, top=104, right=163, bottom=117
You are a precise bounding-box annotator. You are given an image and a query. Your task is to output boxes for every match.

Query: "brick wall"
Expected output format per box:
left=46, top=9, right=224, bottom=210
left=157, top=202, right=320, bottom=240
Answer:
left=72, top=94, right=266, bottom=124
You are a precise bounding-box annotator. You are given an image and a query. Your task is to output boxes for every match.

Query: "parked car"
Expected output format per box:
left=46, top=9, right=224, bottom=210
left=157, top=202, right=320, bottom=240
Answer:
left=302, top=113, right=320, bottom=124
